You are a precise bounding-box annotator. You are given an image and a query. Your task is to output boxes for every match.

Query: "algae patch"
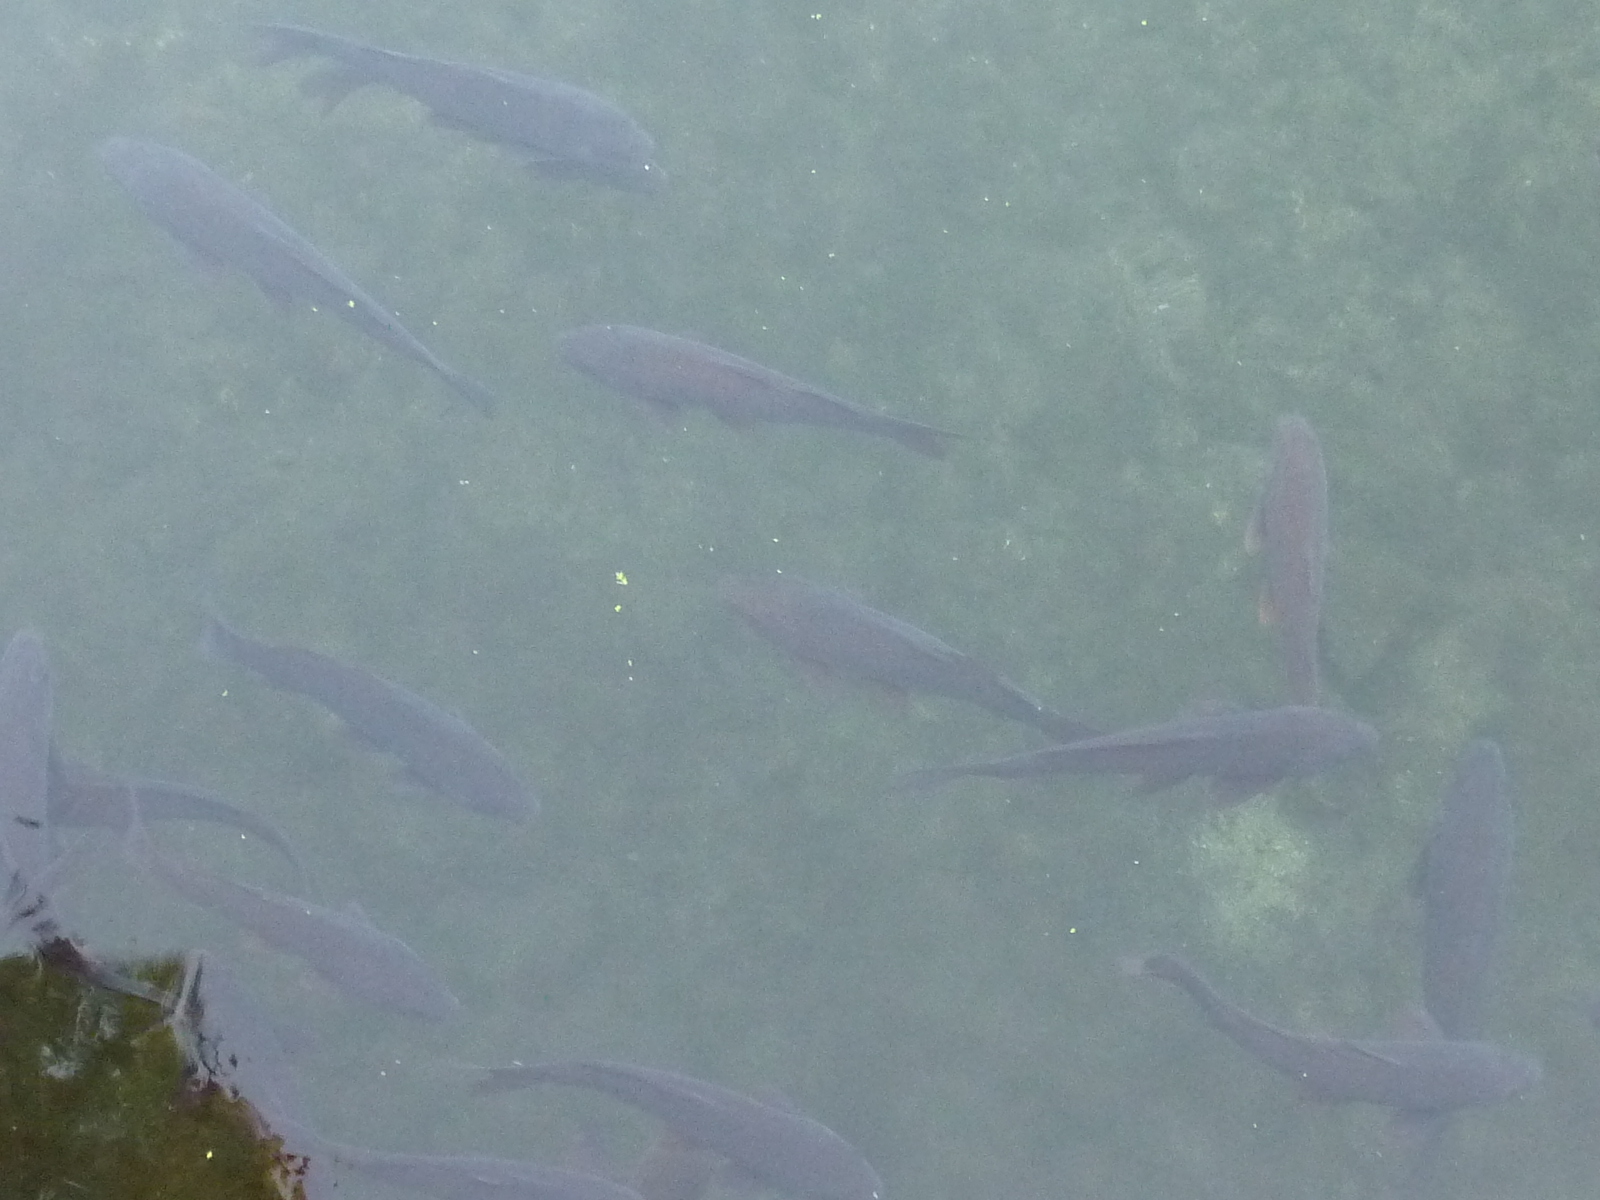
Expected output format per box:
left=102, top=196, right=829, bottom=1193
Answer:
left=1189, top=804, right=1313, bottom=952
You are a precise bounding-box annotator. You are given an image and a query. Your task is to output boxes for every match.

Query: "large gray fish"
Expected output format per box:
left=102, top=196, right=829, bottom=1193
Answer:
left=1246, top=415, right=1329, bottom=706
left=0, top=630, right=54, bottom=880
left=1132, top=953, right=1539, bottom=1113
left=125, top=796, right=460, bottom=1020
left=47, top=752, right=307, bottom=892
left=256, top=24, right=662, bottom=194
left=201, top=615, right=534, bottom=821
left=561, top=325, right=958, bottom=459
left=476, top=1061, right=883, bottom=1200
left=721, top=575, right=1093, bottom=740
left=1413, top=739, right=1513, bottom=1040
left=98, top=137, right=496, bottom=414
left=897, top=704, right=1377, bottom=803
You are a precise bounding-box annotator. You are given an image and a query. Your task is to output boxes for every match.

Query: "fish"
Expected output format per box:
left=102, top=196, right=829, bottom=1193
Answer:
left=1413, top=739, right=1513, bottom=1040
left=125, top=794, right=460, bottom=1020
left=720, top=575, right=1095, bottom=740
left=173, top=950, right=307, bottom=1127
left=475, top=1061, right=883, bottom=1200
left=256, top=23, right=662, bottom=194
left=200, top=614, right=534, bottom=821
left=1130, top=953, right=1539, bottom=1113
left=560, top=325, right=958, bottom=459
left=1246, top=415, right=1328, bottom=706
left=0, top=630, right=53, bottom=880
left=48, top=753, right=308, bottom=892
left=1, top=824, right=163, bottom=1003
left=98, top=137, right=496, bottom=415
left=896, top=704, right=1377, bottom=803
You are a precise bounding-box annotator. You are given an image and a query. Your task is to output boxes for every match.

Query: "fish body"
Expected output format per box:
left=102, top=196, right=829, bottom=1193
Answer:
left=201, top=615, right=534, bottom=821
left=256, top=23, right=661, bottom=193
left=0, top=631, right=54, bottom=879
left=560, top=325, right=957, bottom=458
left=1414, top=739, right=1513, bottom=1039
left=128, top=800, right=459, bottom=1020
left=720, top=575, right=1093, bottom=740
left=1136, top=953, right=1538, bottom=1112
left=48, top=753, right=307, bottom=891
left=1247, top=416, right=1328, bottom=705
left=476, top=1061, right=883, bottom=1200
left=98, top=137, right=495, bottom=414
left=898, top=704, right=1377, bottom=802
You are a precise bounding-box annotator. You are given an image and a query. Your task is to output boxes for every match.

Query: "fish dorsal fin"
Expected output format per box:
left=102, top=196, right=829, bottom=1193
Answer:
left=1386, top=1008, right=1443, bottom=1041
left=750, top=1086, right=799, bottom=1113
left=1344, top=1040, right=1411, bottom=1069
left=343, top=900, right=377, bottom=930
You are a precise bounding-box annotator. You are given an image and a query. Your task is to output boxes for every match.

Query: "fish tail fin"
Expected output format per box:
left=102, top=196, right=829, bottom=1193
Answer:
left=1117, top=952, right=1155, bottom=979
left=299, top=65, right=367, bottom=114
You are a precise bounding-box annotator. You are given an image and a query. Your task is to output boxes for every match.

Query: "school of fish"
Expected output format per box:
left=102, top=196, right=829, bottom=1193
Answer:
left=0, top=16, right=1557, bottom=1200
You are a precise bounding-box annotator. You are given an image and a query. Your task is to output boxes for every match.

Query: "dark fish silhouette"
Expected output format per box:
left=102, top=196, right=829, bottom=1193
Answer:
left=48, top=753, right=307, bottom=891
left=476, top=1061, right=883, bottom=1200
left=1131, top=953, right=1539, bottom=1113
left=0, top=630, right=53, bottom=879
left=126, top=796, right=460, bottom=1021
left=201, top=614, right=534, bottom=821
left=897, top=704, right=1377, bottom=803
left=1246, top=416, right=1328, bottom=706
left=99, top=137, right=496, bottom=414
left=560, top=325, right=957, bottom=458
left=256, top=23, right=662, bottom=194
left=1414, top=739, right=1513, bottom=1040
left=721, top=575, right=1094, bottom=740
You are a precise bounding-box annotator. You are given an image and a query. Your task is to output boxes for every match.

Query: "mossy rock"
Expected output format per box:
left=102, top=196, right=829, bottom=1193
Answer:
left=0, top=950, right=306, bottom=1200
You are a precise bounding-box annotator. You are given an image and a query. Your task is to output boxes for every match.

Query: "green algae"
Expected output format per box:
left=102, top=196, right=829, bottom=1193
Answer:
left=0, top=950, right=305, bottom=1200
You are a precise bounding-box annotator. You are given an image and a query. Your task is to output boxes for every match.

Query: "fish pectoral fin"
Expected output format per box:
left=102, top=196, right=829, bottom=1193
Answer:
left=1383, top=1107, right=1450, bottom=1152
left=524, top=156, right=603, bottom=183
left=1258, top=588, right=1279, bottom=626
left=300, top=65, right=366, bottom=113
left=1133, top=768, right=1193, bottom=795
left=254, top=277, right=300, bottom=311
left=431, top=110, right=492, bottom=136
left=1205, top=776, right=1273, bottom=807
left=1243, top=503, right=1265, bottom=554
left=1341, top=1042, right=1409, bottom=1069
